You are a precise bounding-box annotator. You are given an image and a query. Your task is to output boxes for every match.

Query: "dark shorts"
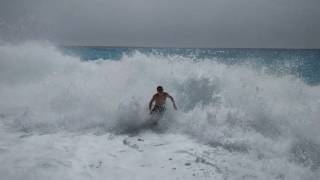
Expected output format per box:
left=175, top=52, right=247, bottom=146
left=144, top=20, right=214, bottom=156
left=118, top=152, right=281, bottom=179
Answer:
left=151, top=105, right=166, bottom=115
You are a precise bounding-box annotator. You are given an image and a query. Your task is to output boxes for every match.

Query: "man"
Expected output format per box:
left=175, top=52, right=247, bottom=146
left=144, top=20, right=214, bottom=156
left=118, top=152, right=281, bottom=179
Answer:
left=149, top=86, right=177, bottom=116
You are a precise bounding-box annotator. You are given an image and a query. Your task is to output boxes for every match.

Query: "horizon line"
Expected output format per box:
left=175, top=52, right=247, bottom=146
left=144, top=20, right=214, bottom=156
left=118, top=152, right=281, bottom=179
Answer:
left=59, top=44, right=320, bottom=50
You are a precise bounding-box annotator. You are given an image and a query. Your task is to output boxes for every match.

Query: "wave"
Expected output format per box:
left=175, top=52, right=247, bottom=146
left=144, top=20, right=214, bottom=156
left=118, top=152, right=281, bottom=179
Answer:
left=1, top=42, right=320, bottom=177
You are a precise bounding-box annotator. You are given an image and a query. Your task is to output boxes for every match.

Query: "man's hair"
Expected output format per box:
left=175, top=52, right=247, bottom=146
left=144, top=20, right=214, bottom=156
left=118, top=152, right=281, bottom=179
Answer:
left=157, top=86, right=163, bottom=92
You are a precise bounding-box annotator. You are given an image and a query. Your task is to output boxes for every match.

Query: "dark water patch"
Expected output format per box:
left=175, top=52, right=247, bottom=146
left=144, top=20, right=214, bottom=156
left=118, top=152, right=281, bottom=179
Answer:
left=175, top=77, right=221, bottom=112
left=207, top=141, right=249, bottom=153
left=290, top=139, right=320, bottom=170
left=249, top=116, right=282, bottom=139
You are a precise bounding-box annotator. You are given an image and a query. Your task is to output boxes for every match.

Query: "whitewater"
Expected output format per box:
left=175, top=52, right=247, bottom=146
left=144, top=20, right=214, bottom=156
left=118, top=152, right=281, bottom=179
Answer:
left=1, top=42, right=320, bottom=180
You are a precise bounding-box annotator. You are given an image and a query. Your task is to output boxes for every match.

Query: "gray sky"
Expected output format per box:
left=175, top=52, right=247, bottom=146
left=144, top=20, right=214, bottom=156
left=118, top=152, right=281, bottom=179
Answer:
left=0, top=0, right=320, bottom=48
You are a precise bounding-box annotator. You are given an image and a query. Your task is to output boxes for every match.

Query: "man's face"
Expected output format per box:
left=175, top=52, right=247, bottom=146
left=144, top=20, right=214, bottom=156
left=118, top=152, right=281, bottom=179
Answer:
left=157, top=86, right=163, bottom=93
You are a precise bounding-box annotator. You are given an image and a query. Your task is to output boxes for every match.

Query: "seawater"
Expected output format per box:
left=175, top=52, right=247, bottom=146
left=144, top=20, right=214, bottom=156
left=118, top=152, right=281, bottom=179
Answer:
left=62, top=46, right=320, bottom=85
left=1, top=42, right=320, bottom=179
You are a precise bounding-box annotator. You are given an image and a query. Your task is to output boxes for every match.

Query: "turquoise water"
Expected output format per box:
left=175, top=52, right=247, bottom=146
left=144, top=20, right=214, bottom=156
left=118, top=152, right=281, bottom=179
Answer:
left=62, top=47, right=320, bottom=85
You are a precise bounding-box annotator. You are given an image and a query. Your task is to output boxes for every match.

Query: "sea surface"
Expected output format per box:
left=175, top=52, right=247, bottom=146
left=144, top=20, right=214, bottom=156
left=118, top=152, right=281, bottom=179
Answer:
left=1, top=42, right=320, bottom=180
left=62, top=46, right=320, bottom=85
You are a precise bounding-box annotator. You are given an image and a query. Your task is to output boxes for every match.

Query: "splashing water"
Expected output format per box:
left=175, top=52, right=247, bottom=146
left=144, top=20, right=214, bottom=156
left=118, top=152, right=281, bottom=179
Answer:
left=1, top=42, right=320, bottom=179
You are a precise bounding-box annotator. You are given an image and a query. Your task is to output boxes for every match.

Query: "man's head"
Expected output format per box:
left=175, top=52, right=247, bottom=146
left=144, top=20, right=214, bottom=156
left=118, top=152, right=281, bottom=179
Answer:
left=157, top=86, right=164, bottom=93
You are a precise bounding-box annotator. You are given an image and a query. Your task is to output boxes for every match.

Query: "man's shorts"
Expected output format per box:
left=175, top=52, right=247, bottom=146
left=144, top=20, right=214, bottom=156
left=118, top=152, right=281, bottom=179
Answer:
left=151, top=105, right=166, bottom=115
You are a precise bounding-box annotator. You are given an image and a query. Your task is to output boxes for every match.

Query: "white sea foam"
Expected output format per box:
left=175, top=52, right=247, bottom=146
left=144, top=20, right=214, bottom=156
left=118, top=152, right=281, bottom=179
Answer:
left=1, top=42, right=320, bottom=179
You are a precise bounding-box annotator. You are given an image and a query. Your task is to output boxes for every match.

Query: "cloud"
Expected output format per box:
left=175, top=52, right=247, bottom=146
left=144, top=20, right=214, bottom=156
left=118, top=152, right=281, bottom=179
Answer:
left=1, top=0, right=319, bottom=48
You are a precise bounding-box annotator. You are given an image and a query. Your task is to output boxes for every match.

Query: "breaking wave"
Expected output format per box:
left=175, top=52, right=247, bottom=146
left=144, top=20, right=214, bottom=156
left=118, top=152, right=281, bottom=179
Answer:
left=1, top=42, right=320, bottom=179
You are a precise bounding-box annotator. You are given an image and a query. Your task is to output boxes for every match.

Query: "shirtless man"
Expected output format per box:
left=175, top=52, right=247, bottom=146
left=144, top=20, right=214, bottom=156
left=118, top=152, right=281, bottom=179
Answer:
left=149, top=86, right=177, bottom=115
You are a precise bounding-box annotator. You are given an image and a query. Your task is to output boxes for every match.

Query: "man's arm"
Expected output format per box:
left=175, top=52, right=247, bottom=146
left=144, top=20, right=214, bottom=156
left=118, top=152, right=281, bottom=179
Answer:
left=167, top=94, right=177, bottom=110
left=149, top=95, right=155, bottom=111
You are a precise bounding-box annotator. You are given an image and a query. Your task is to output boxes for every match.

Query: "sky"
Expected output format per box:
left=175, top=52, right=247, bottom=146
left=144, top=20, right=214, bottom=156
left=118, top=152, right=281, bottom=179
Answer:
left=0, top=0, right=320, bottom=48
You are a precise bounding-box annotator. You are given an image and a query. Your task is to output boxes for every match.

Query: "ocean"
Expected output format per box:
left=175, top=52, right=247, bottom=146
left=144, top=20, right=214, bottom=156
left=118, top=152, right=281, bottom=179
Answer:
left=0, top=42, right=320, bottom=179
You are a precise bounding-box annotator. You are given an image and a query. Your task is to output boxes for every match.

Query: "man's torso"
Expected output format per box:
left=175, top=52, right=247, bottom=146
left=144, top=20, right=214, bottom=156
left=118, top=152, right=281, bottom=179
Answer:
left=154, top=92, right=168, bottom=106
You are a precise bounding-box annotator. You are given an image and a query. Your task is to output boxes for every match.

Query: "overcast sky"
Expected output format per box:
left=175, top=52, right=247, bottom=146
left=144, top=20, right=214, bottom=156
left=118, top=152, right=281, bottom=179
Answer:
left=0, top=0, right=319, bottom=48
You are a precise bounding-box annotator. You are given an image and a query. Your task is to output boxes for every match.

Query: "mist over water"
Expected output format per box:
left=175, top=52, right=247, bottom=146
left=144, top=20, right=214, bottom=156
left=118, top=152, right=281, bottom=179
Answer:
left=1, top=42, right=320, bottom=179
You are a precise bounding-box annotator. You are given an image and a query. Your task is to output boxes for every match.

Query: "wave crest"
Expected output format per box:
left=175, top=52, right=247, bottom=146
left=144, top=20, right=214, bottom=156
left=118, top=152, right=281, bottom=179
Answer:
left=1, top=42, right=320, bottom=175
